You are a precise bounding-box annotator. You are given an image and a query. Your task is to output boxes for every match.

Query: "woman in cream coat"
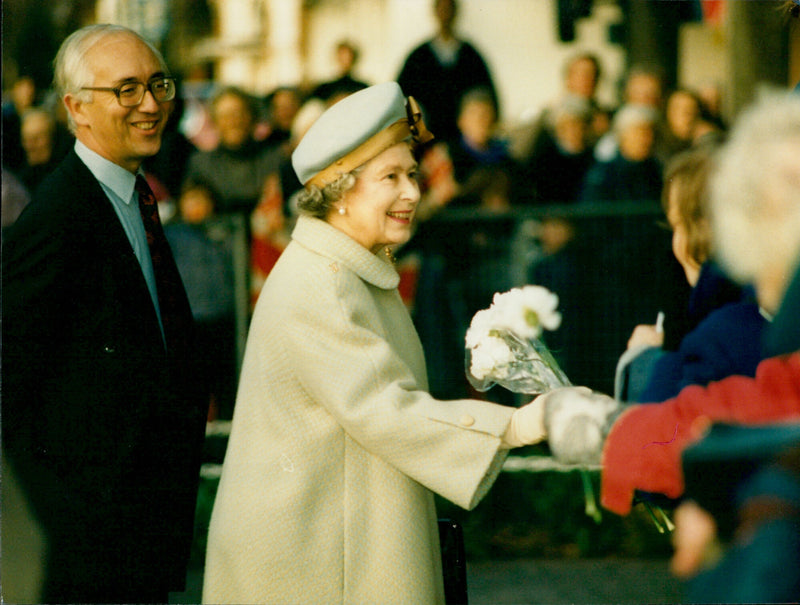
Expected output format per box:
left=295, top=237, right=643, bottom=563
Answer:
left=203, top=83, right=546, bottom=604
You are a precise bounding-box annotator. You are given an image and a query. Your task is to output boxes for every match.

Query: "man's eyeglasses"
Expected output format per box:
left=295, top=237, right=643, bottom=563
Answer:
left=81, top=77, right=176, bottom=107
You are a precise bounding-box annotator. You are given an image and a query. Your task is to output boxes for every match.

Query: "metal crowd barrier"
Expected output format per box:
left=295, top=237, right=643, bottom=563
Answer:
left=404, top=201, right=686, bottom=398
left=205, top=201, right=684, bottom=410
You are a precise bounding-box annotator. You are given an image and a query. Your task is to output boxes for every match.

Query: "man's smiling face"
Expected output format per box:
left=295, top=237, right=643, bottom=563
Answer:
left=68, top=31, right=172, bottom=173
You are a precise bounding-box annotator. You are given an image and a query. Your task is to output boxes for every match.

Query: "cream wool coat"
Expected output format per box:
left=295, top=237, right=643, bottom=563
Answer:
left=203, top=216, right=515, bottom=604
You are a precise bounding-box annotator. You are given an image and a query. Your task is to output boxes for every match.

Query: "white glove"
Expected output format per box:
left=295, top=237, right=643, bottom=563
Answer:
left=502, top=397, right=546, bottom=448
left=542, top=387, right=622, bottom=464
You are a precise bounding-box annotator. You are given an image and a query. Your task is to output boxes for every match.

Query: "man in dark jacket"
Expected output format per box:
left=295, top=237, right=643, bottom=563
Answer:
left=397, top=0, right=498, bottom=142
left=2, top=24, right=207, bottom=603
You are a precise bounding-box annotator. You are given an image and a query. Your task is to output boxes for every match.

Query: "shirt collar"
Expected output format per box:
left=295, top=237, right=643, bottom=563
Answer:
left=431, top=36, right=461, bottom=66
left=74, top=139, right=138, bottom=204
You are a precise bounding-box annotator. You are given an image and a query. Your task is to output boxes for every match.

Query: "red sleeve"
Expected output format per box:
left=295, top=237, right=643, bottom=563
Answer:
left=600, top=353, right=800, bottom=515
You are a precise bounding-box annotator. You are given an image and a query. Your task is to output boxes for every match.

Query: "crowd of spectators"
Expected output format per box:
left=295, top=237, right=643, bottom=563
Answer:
left=0, top=0, right=775, bottom=417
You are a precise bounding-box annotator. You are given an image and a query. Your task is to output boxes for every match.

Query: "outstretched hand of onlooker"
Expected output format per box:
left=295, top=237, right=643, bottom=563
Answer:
left=627, top=323, right=664, bottom=350
left=542, top=387, right=624, bottom=464
left=670, top=500, right=721, bottom=579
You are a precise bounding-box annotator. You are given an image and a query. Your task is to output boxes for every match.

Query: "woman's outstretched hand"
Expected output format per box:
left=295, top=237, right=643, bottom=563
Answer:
left=502, top=397, right=547, bottom=448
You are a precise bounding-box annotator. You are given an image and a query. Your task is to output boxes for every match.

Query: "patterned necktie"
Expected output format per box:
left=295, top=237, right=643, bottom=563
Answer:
left=135, top=174, right=189, bottom=350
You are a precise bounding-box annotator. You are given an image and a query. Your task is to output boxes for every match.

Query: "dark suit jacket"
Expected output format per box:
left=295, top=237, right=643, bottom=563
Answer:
left=2, top=150, right=207, bottom=602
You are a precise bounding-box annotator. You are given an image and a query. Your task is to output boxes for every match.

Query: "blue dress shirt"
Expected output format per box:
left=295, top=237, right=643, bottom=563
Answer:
left=74, top=140, right=164, bottom=336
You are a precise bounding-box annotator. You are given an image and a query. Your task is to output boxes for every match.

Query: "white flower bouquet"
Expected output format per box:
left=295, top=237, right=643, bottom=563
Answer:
left=464, top=286, right=676, bottom=532
left=465, top=286, right=604, bottom=522
left=465, top=286, right=570, bottom=395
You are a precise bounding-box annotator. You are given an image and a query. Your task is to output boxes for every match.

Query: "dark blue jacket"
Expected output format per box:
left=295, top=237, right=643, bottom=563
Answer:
left=764, top=255, right=800, bottom=357
left=679, top=260, right=800, bottom=604
left=638, top=262, right=768, bottom=403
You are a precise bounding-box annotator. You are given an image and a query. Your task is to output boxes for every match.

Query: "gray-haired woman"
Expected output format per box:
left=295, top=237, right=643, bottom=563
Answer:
left=203, top=82, right=547, bottom=604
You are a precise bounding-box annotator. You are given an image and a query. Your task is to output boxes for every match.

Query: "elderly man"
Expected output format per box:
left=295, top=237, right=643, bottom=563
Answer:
left=2, top=24, right=207, bottom=603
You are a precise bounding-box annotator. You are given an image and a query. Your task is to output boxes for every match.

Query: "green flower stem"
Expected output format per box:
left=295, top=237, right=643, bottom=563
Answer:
left=642, top=501, right=675, bottom=534
left=656, top=505, right=675, bottom=532
left=580, top=470, right=602, bottom=524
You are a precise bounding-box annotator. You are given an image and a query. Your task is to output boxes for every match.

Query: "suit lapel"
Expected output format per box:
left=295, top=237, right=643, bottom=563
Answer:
left=66, top=153, right=168, bottom=351
left=65, top=151, right=195, bottom=358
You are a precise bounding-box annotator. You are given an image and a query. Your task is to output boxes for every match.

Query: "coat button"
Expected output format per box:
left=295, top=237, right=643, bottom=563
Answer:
left=459, top=415, right=475, bottom=427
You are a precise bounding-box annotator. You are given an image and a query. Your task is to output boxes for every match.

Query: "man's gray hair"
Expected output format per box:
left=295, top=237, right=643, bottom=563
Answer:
left=710, top=89, right=800, bottom=286
left=53, top=24, right=168, bottom=131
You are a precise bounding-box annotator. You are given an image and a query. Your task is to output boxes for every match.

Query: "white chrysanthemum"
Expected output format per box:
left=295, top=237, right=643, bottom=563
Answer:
left=465, top=308, right=496, bottom=348
left=469, top=336, right=514, bottom=380
left=490, top=286, right=561, bottom=340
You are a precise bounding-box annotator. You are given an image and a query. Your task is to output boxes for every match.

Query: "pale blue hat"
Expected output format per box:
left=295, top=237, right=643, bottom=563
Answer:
left=292, top=82, right=432, bottom=188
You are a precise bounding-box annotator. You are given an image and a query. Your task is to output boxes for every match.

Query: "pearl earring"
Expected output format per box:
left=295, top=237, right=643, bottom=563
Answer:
left=338, top=206, right=346, bottom=215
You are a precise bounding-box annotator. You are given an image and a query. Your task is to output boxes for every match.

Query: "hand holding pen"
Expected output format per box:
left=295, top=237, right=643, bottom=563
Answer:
left=626, top=311, right=666, bottom=351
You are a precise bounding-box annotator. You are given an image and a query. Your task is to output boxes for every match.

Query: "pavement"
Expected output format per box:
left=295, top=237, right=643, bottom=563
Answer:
left=465, top=557, right=683, bottom=604
left=172, top=557, right=684, bottom=604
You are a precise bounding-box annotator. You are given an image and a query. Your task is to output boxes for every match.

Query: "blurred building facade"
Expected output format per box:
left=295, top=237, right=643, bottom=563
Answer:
left=3, top=0, right=798, bottom=128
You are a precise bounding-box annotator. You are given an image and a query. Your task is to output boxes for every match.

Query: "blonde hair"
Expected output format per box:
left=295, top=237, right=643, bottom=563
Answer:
left=612, top=103, right=658, bottom=135
left=662, top=145, right=718, bottom=266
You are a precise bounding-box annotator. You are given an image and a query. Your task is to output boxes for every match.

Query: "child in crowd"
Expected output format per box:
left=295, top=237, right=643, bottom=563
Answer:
left=622, top=144, right=767, bottom=403
left=165, top=180, right=238, bottom=420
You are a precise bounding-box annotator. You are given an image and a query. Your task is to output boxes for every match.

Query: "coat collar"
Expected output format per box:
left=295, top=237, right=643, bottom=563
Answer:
left=688, top=261, right=748, bottom=325
left=291, top=215, right=400, bottom=290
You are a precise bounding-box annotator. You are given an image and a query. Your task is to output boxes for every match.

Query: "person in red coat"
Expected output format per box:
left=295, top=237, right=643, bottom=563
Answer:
left=540, top=89, right=800, bottom=601
left=599, top=354, right=799, bottom=515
